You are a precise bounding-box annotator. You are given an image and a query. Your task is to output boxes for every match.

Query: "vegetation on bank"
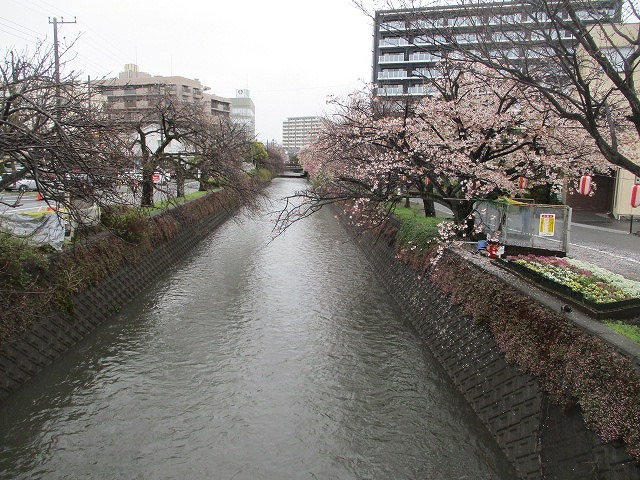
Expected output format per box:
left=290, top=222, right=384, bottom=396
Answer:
left=392, top=205, right=442, bottom=254
left=385, top=208, right=640, bottom=461
left=606, top=321, right=640, bottom=344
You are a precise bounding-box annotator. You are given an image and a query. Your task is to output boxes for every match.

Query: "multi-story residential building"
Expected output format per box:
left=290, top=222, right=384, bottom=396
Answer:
left=282, top=116, right=322, bottom=153
left=372, top=1, right=621, bottom=97
left=230, top=88, right=256, bottom=138
left=95, top=64, right=231, bottom=120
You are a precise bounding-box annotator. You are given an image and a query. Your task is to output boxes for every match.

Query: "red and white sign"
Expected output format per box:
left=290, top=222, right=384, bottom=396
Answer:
left=152, top=173, right=161, bottom=183
left=631, top=183, right=640, bottom=208
left=578, top=174, right=592, bottom=195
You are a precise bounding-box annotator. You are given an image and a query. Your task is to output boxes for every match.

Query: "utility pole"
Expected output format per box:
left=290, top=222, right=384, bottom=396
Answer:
left=48, top=16, right=77, bottom=120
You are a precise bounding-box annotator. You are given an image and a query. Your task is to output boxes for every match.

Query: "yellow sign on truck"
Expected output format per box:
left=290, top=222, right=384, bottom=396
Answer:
left=539, top=213, right=555, bottom=237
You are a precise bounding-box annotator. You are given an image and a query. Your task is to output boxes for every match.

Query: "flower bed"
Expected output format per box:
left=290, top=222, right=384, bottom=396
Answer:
left=497, top=254, right=640, bottom=320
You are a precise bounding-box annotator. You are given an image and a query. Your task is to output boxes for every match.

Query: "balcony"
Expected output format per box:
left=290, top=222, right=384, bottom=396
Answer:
left=378, top=69, right=408, bottom=80
left=379, top=37, right=409, bottom=48
left=379, top=54, right=405, bottom=63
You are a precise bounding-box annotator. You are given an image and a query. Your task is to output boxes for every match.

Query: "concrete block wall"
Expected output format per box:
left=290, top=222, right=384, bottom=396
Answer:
left=341, top=220, right=640, bottom=479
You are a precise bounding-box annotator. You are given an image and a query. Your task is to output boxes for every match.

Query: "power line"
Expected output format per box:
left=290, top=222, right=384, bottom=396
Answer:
left=0, top=16, right=42, bottom=37
left=0, top=25, right=37, bottom=44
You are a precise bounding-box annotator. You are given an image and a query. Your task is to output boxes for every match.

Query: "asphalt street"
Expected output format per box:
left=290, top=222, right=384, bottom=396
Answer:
left=568, top=211, right=640, bottom=281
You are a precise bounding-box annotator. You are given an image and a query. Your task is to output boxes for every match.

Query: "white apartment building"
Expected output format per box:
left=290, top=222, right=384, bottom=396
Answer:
left=282, top=116, right=322, bottom=153
left=373, top=1, right=621, bottom=97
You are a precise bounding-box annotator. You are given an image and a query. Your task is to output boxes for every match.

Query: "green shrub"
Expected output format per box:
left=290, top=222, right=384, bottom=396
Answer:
left=101, top=205, right=150, bottom=244
left=0, top=232, right=51, bottom=290
left=394, top=206, right=442, bottom=253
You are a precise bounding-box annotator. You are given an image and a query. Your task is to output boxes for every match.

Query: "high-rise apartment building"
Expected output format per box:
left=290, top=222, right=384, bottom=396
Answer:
left=95, top=64, right=231, bottom=119
left=373, top=1, right=621, bottom=97
left=282, top=116, right=322, bottom=153
left=230, top=89, right=256, bottom=138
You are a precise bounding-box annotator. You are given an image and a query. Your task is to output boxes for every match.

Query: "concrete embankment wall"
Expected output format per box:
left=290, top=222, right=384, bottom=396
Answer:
left=339, top=219, right=640, bottom=480
left=0, top=195, right=235, bottom=402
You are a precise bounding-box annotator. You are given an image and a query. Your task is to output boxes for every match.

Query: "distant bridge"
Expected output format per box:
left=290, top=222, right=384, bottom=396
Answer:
left=278, top=164, right=308, bottom=178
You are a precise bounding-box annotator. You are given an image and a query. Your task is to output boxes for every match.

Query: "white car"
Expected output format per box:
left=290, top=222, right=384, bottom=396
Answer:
left=5, top=176, right=37, bottom=192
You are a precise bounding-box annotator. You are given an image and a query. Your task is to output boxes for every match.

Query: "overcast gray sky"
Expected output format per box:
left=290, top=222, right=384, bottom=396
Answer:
left=1, top=0, right=374, bottom=143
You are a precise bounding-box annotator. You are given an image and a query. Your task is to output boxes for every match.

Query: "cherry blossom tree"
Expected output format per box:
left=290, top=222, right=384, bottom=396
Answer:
left=356, top=0, right=640, bottom=178
left=281, top=65, right=608, bottom=234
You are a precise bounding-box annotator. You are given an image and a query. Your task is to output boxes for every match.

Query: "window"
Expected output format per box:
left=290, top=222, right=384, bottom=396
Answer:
left=381, top=20, right=405, bottom=31
left=455, top=33, right=478, bottom=44
left=409, top=18, right=444, bottom=29
left=494, top=31, right=525, bottom=42
left=380, top=37, right=409, bottom=47
left=409, top=51, right=437, bottom=61
left=505, top=48, right=520, bottom=59
left=527, top=11, right=548, bottom=23
left=413, top=67, right=441, bottom=78
left=408, top=84, right=438, bottom=95
left=450, top=16, right=478, bottom=27
left=415, top=35, right=444, bottom=45
left=488, top=13, right=521, bottom=25
left=531, top=30, right=558, bottom=41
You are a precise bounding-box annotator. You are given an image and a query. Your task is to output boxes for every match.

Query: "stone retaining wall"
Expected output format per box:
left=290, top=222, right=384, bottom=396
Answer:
left=0, top=202, right=232, bottom=402
left=341, top=219, right=640, bottom=480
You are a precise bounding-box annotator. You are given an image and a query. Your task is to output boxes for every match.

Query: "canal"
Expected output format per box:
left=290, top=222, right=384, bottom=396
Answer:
left=0, top=178, right=516, bottom=479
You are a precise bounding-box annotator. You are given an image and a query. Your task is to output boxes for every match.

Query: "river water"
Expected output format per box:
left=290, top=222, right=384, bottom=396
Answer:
left=0, top=178, right=516, bottom=479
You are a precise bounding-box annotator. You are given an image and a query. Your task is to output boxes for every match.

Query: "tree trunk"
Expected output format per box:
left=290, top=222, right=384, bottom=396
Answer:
left=198, top=166, right=209, bottom=192
left=141, top=162, right=154, bottom=207
left=176, top=166, right=185, bottom=198
left=450, top=200, right=475, bottom=237
left=421, top=195, right=436, bottom=217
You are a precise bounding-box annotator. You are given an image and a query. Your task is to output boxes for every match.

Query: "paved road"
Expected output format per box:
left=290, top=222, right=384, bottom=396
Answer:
left=0, top=180, right=201, bottom=215
left=568, top=213, right=640, bottom=281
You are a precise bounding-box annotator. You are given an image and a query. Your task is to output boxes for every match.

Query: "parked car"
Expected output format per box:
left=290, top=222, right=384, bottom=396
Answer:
left=4, top=176, right=37, bottom=192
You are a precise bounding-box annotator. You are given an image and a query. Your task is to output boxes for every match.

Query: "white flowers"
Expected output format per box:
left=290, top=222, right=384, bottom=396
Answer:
left=566, top=258, right=640, bottom=298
